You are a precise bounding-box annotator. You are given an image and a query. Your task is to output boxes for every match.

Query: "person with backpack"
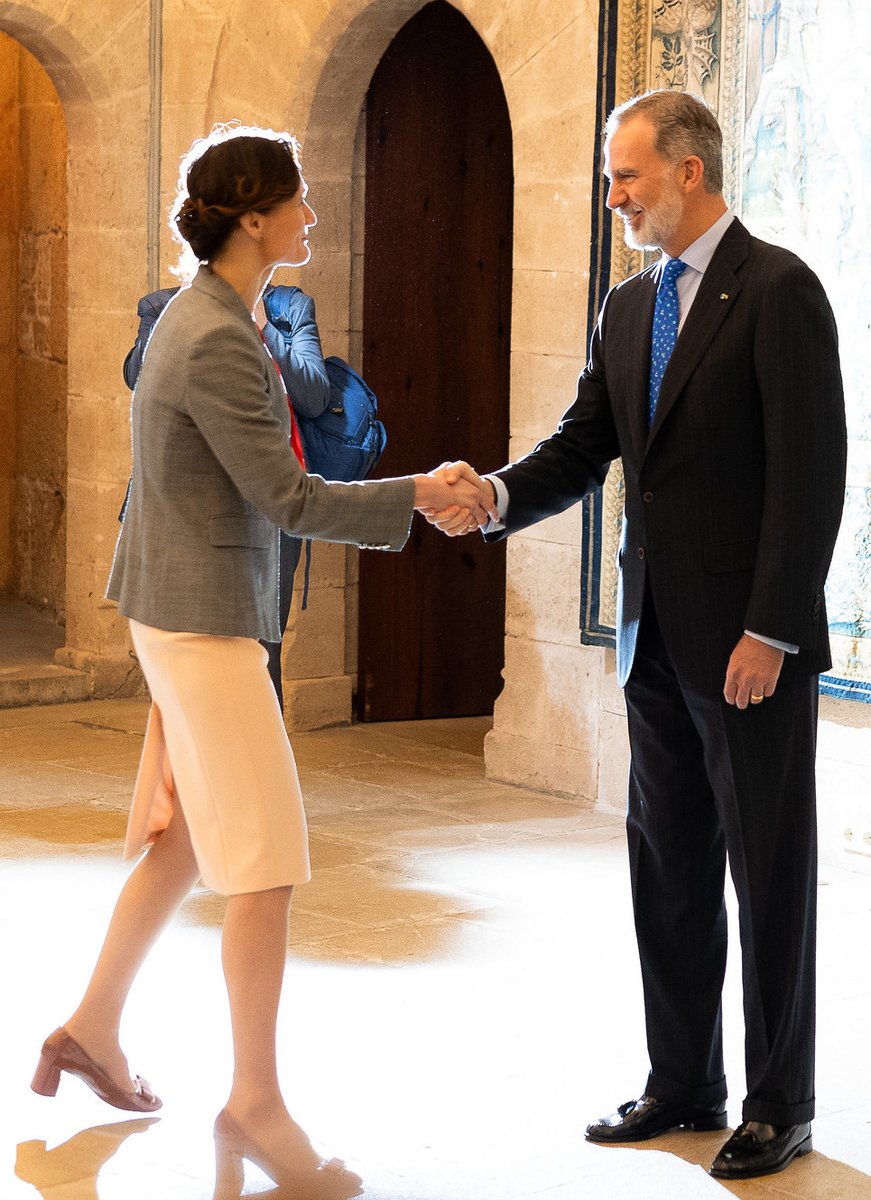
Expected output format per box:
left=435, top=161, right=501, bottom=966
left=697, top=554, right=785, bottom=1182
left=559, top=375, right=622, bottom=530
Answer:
left=123, top=280, right=329, bottom=709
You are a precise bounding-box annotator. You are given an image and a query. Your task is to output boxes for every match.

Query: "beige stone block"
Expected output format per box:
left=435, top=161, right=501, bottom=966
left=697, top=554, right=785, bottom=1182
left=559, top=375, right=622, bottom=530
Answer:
left=159, top=102, right=208, bottom=213
left=504, top=537, right=581, bottom=646
left=55, top=641, right=146, bottom=698
left=17, top=90, right=66, bottom=236
left=302, top=249, right=352, bottom=332
left=63, top=558, right=126, bottom=656
left=281, top=581, right=347, bottom=680
left=65, top=475, right=123, bottom=573
left=283, top=673, right=352, bottom=732
left=160, top=13, right=225, bottom=107
left=68, top=133, right=148, bottom=235
left=493, top=449, right=587, bottom=546
left=600, top=646, right=624, bottom=716
left=346, top=327, right=363, bottom=368
left=484, top=726, right=594, bottom=803
left=513, top=180, right=589, bottom=272
left=509, top=349, right=584, bottom=441
left=511, top=267, right=586, bottom=357
left=50, top=0, right=149, bottom=72
left=294, top=539, right=347, bottom=589
left=596, top=705, right=630, bottom=814
left=67, top=228, right=139, bottom=316
left=493, top=634, right=601, bottom=756
left=349, top=191, right=365, bottom=260
left=348, top=246, right=364, bottom=331
left=14, top=355, right=67, bottom=484
left=10, top=474, right=66, bottom=617
left=305, top=177, right=352, bottom=255
left=203, top=19, right=304, bottom=130
left=67, top=307, right=141, bottom=409
left=17, top=231, right=67, bottom=361
left=511, top=112, right=590, bottom=194
left=297, top=122, right=360, bottom=189
left=481, top=0, right=598, bottom=82
left=67, top=390, right=131, bottom=485
left=503, top=14, right=596, bottom=175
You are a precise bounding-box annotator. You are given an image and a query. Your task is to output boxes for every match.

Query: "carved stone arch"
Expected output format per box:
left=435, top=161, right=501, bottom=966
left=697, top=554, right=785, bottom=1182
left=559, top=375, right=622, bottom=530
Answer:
left=277, top=0, right=513, bottom=353
left=0, top=2, right=109, bottom=108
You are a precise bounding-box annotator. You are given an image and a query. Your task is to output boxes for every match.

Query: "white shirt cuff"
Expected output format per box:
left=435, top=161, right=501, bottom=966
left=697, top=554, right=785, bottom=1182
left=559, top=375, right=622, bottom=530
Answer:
left=745, top=630, right=799, bottom=654
left=483, top=474, right=509, bottom=533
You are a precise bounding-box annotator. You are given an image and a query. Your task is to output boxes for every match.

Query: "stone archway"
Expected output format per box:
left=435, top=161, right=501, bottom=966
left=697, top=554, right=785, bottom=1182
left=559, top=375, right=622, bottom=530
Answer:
left=233, top=0, right=518, bottom=729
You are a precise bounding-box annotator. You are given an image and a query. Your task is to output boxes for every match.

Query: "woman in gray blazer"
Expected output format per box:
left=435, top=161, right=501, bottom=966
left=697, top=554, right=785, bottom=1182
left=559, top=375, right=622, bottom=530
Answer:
left=122, top=280, right=329, bottom=707
left=31, top=124, right=491, bottom=1199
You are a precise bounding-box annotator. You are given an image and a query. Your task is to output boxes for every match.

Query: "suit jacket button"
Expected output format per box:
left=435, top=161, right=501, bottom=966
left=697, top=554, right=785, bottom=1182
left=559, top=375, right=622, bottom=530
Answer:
left=637, top=547, right=646, bottom=559
left=642, top=491, right=654, bottom=503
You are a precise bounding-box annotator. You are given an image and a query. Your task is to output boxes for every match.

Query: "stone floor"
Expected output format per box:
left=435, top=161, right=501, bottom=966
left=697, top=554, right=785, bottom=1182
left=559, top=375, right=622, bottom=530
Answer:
left=1, top=698, right=870, bottom=1200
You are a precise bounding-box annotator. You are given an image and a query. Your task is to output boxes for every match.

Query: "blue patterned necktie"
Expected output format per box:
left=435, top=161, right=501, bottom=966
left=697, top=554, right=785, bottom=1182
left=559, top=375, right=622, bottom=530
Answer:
left=648, top=257, right=688, bottom=426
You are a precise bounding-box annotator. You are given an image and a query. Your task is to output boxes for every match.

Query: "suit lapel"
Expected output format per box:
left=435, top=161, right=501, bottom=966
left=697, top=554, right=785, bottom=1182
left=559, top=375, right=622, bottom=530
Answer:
left=625, top=268, right=659, bottom=465
left=646, top=219, right=751, bottom=449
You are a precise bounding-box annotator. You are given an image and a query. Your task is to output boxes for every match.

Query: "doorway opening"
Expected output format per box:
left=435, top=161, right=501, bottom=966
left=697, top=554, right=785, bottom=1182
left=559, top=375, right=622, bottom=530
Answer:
left=358, top=0, right=513, bottom=722
left=0, top=32, right=74, bottom=704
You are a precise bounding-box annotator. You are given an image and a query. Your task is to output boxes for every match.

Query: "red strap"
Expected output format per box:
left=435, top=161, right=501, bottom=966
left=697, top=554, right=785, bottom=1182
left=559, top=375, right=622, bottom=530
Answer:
left=259, top=329, right=306, bottom=468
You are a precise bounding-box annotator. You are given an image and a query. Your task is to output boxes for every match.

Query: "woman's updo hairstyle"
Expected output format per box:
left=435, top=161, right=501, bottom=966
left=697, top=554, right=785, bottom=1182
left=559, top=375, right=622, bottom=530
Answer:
left=170, top=123, right=302, bottom=279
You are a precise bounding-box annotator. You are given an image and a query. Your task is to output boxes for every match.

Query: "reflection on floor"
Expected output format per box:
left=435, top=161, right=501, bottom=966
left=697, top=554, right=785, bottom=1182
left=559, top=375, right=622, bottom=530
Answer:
left=1, top=699, right=870, bottom=1199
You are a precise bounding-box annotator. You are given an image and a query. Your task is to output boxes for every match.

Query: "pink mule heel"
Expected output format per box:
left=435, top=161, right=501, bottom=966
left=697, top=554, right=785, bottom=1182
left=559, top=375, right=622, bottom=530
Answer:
left=213, top=1108, right=362, bottom=1200
left=31, top=1028, right=162, bottom=1113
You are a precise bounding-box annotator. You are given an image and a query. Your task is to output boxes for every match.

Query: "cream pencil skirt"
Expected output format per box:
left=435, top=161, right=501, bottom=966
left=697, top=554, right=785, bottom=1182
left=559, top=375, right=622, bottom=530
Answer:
left=126, top=620, right=311, bottom=895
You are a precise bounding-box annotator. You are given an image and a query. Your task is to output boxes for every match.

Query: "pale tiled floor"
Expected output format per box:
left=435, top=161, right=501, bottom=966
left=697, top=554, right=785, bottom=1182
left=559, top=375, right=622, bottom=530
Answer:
left=1, top=698, right=870, bottom=1200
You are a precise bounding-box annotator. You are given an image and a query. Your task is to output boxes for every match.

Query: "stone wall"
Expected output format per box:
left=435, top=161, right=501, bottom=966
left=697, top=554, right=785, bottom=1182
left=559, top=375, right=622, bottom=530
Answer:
left=0, top=31, right=67, bottom=621
left=0, top=33, right=18, bottom=594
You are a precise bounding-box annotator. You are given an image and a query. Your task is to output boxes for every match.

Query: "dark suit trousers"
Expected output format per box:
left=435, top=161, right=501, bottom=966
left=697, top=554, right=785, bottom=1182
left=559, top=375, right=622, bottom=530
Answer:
left=261, top=532, right=303, bottom=709
left=624, top=590, right=817, bottom=1126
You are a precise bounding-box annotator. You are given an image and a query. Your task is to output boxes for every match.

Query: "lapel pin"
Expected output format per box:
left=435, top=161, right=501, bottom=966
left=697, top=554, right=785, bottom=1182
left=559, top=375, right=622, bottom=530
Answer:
left=720, top=293, right=729, bottom=300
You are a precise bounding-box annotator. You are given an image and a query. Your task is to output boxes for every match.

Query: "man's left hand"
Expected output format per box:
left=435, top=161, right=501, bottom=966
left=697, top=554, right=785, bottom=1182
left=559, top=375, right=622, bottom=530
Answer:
left=723, top=634, right=785, bottom=709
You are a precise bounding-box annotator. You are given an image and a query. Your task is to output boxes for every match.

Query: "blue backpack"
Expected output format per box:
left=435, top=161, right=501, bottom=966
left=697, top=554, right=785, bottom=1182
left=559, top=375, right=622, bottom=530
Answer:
left=298, top=356, right=387, bottom=482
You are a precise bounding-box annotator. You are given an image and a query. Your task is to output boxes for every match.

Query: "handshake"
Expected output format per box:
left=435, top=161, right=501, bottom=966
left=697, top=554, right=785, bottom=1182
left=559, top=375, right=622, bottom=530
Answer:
left=412, top=461, right=498, bottom=536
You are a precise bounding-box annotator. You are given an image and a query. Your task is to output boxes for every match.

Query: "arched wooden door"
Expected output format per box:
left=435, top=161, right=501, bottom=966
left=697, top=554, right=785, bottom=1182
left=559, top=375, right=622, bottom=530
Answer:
left=358, top=0, right=512, bottom=722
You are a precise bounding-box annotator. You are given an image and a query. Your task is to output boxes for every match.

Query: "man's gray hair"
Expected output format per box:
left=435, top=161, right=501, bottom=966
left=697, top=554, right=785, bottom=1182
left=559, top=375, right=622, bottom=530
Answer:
left=605, top=91, right=724, bottom=194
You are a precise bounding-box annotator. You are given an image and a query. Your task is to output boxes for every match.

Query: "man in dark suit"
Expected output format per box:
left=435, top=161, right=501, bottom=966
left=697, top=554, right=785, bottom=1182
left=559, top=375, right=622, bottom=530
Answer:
left=434, top=90, right=847, bottom=1179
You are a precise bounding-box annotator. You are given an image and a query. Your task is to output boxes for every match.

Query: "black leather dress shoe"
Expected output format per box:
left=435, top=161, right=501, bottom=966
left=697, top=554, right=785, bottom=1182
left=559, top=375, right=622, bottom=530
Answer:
left=585, top=1094, right=728, bottom=1143
left=710, top=1121, right=812, bottom=1179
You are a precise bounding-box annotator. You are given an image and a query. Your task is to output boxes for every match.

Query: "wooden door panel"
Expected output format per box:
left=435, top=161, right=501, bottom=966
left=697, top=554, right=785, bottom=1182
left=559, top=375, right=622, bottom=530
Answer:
left=359, top=0, right=512, bottom=721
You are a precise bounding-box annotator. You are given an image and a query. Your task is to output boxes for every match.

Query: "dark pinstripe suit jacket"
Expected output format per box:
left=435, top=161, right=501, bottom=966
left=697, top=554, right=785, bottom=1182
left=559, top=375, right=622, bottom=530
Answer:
left=489, top=219, right=847, bottom=693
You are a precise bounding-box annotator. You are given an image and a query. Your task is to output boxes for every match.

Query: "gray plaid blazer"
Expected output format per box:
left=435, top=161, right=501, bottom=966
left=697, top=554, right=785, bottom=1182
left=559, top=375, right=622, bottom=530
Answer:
left=107, top=267, right=413, bottom=640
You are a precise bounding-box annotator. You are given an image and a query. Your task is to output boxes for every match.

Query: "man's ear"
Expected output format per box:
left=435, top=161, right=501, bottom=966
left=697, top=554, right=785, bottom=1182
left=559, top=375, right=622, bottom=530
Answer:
left=679, top=154, right=705, bottom=193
